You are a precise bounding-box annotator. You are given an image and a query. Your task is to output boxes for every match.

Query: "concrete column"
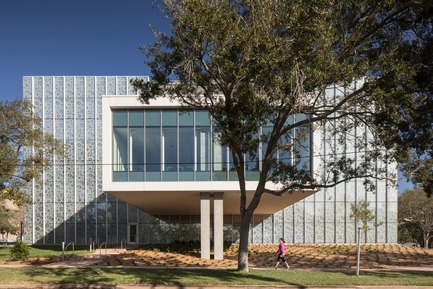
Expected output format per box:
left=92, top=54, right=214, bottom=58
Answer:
left=200, top=192, right=210, bottom=259
left=213, top=192, right=224, bottom=260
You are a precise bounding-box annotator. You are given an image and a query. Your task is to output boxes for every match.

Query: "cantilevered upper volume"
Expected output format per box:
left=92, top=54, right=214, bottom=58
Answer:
left=102, top=95, right=317, bottom=216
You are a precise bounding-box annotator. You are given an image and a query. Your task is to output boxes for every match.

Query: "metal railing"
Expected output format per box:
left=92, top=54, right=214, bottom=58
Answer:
left=120, top=238, right=126, bottom=249
left=62, top=242, right=74, bottom=260
left=99, top=241, right=107, bottom=256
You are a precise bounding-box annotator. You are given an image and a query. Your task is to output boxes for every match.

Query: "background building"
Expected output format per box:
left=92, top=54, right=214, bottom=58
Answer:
left=23, top=76, right=397, bottom=252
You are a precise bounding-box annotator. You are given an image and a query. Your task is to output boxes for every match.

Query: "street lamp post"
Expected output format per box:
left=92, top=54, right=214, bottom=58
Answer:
left=356, top=220, right=363, bottom=277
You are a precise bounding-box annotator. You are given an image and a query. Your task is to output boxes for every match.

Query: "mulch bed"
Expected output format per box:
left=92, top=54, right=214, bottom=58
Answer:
left=1, top=244, right=432, bottom=269
left=95, top=244, right=433, bottom=269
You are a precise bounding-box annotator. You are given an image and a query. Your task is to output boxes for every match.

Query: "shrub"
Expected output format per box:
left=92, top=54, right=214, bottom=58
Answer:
left=10, top=241, right=29, bottom=261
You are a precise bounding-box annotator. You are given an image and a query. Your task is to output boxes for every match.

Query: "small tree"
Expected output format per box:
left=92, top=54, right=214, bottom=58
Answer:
left=9, top=241, right=29, bottom=261
left=398, top=188, right=433, bottom=248
left=350, top=200, right=376, bottom=233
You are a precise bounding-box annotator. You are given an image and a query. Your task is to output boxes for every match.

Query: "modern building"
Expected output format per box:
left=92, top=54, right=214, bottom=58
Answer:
left=23, top=76, right=397, bottom=258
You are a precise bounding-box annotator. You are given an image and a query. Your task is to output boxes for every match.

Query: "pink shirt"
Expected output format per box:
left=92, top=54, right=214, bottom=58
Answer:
left=278, top=242, right=285, bottom=254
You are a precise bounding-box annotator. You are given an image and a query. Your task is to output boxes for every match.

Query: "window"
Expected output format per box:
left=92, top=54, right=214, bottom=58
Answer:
left=113, top=110, right=128, bottom=181
left=111, top=109, right=311, bottom=182
left=162, top=110, right=177, bottom=172
left=146, top=111, right=161, bottom=179
left=129, top=111, right=144, bottom=172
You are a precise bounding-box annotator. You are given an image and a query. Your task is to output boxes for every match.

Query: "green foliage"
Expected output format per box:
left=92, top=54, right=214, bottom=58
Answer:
left=398, top=221, right=422, bottom=246
left=9, top=241, right=29, bottom=261
left=370, top=4, right=433, bottom=196
left=400, top=158, right=433, bottom=198
left=0, top=202, right=20, bottom=237
left=398, top=188, right=433, bottom=248
left=0, top=100, right=64, bottom=202
left=0, top=99, right=64, bottom=221
left=0, top=245, right=93, bottom=260
left=349, top=200, right=376, bottom=232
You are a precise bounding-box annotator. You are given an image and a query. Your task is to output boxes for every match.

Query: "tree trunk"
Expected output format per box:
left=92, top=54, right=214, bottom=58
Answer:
left=424, top=232, right=432, bottom=249
left=237, top=212, right=252, bottom=272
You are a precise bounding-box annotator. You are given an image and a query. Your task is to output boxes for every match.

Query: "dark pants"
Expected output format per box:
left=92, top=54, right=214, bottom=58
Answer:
left=277, top=254, right=286, bottom=262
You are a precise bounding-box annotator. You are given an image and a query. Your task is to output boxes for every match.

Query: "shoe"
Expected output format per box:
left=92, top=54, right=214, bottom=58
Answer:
left=286, top=267, right=290, bottom=270
left=274, top=267, right=277, bottom=270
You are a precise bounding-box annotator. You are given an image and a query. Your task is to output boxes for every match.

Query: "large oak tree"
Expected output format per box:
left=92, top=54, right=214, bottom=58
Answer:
left=133, top=0, right=430, bottom=271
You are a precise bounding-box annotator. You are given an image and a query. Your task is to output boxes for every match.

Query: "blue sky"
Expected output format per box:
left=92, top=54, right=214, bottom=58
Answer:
left=0, top=0, right=164, bottom=100
left=0, top=0, right=413, bottom=193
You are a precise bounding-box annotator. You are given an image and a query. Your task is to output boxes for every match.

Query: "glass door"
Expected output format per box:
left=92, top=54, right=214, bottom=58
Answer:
left=128, top=223, right=138, bottom=244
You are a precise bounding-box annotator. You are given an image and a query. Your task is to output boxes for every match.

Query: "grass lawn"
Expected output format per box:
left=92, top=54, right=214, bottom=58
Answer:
left=0, top=268, right=432, bottom=286
left=0, top=244, right=432, bottom=286
left=0, top=245, right=92, bottom=259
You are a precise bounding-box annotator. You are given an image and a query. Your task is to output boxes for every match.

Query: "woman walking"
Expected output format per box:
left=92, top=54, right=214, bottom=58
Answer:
left=274, top=238, right=290, bottom=270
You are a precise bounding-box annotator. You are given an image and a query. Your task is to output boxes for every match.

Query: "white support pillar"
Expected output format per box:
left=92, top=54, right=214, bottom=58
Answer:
left=200, top=192, right=210, bottom=259
left=214, top=192, right=224, bottom=260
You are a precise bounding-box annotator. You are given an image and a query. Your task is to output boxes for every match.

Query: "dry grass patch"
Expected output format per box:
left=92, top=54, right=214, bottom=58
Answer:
left=94, top=243, right=433, bottom=270
left=1, top=243, right=432, bottom=269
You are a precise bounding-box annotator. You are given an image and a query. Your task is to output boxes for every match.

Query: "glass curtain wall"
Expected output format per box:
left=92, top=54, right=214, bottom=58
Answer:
left=146, top=110, right=161, bottom=181
left=129, top=111, right=144, bottom=181
left=246, top=132, right=260, bottom=181
left=212, top=128, right=228, bottom=181
left=112, top=109, right=312, bottom=181
left=195, top=110, right=211, bottom=181
left=113, top=110, right=128, bottom=181
left=162, top=110, right=177, bottom=181
left=294, top=114, right=311, bottom=172
left=179, top=112, right=194, bottom=181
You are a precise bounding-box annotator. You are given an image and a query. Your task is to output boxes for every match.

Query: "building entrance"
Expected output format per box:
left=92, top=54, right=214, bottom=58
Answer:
left=128, top=223, right=138, bottom=244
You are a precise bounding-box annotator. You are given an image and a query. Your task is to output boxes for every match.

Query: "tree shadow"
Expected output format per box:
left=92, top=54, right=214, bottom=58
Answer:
left=339, top=269, right=433, bottom=279
left=21, top=267, right=308, bottom=287
left=14, top=266, right=433, bottom=287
